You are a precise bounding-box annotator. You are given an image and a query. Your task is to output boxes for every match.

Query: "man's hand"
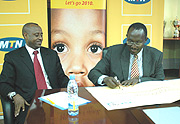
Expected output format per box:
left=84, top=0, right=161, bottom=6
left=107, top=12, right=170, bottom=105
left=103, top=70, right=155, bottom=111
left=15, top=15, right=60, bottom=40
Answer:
left=121, top=78, right=139, bottom=86
left=103, top=77, right=120, bottom=88
left=13, top=94, right=30, bottom=117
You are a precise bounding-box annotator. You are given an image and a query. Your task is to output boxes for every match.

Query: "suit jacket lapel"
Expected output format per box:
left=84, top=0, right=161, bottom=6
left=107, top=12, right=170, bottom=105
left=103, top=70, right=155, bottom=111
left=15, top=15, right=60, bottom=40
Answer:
left=40, top=47, right=50, bottom=73
left=121, top=45, right=130, bottom=80
left=20, top=47, right=34, bottom=74
left=142, top=46, right=151, bottom=76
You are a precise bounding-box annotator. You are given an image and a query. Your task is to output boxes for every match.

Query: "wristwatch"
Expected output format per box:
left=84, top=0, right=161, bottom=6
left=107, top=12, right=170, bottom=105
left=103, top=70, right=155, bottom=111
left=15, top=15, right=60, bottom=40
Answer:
left=8, top=92, right=17, bottom=100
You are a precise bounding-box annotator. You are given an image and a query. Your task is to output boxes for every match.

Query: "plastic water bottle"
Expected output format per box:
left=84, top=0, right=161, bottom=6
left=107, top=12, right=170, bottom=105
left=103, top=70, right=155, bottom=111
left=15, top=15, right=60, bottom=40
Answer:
left=67, top=74, right=79, bottom=116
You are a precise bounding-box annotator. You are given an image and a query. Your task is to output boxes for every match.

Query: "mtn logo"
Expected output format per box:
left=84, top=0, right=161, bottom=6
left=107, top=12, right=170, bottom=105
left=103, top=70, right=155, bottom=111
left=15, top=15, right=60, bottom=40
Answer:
left=0, top=37, right=25, bottom=52
left=124, top=0, right=150, bottom=4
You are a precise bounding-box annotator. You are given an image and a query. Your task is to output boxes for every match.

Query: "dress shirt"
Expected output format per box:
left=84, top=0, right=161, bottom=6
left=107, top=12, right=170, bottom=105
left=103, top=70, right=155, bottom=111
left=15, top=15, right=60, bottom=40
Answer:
left=25, top=44, right=52, bottom=89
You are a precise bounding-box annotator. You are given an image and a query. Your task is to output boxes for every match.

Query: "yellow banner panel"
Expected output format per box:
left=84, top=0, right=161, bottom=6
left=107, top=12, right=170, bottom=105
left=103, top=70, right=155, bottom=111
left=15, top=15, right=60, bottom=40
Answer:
left=122, top=0, right=152, bottom=15
left=0, top=0, right=29, bottom=14
left=51, top=0, right=106, bottom=9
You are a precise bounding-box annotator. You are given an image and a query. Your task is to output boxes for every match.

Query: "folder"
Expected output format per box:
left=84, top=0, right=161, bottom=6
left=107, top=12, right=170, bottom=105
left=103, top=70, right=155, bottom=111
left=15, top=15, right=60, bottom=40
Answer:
left=38, top=92, right=91, bottom=110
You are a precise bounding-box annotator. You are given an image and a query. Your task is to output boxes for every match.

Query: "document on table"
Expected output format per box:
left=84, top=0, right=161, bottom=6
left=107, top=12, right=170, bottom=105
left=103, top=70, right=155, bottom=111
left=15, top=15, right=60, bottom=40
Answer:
left=86, top=79, right=180, bottom=111
left=38, top=92, right=91, bottom=110
left=143, top=107, right=180, bottom=124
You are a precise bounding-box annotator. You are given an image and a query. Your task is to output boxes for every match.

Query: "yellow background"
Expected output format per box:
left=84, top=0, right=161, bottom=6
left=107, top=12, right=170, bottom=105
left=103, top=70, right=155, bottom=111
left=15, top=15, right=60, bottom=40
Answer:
left=0, top=0, right=29, bottom=13
left=107, top=0, right=164, bottom=51
left=122, top=0, right=152, bottom=15
left=0, top=0, right=48, bottom=116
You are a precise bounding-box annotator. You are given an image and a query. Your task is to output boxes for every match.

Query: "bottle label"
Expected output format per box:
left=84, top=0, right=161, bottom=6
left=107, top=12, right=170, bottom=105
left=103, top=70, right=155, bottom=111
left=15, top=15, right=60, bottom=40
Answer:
left=69, top=101, right=78, bottom=111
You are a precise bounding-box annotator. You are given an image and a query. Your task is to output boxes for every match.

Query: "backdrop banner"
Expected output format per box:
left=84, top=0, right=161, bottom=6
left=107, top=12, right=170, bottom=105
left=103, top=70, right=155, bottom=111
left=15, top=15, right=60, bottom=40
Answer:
left=50, top=0, right=107, bottom=87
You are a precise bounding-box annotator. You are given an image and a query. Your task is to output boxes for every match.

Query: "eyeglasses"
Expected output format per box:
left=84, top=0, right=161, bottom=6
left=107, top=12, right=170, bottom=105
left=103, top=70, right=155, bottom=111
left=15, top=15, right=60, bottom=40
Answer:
left=127, top=41, right=144, bottom=46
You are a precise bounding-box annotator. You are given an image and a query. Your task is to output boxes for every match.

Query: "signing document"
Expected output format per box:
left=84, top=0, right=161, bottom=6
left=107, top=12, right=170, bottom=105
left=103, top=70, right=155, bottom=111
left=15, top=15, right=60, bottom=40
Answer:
left=86, top=79, right=180, bottom=110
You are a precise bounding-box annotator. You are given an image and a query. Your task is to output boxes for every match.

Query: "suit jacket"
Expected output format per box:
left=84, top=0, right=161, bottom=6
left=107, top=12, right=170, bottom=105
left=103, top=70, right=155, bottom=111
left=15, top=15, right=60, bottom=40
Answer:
left=0, top=46, right=69, bottom=102
left=88, top=44, right=165, bottom=85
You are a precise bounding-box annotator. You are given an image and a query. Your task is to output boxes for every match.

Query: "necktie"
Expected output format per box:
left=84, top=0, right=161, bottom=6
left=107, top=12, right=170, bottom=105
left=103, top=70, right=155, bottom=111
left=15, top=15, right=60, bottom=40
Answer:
left=33, top=51, right=47, bottom=89
left=131, top=55, right=139, bottom=79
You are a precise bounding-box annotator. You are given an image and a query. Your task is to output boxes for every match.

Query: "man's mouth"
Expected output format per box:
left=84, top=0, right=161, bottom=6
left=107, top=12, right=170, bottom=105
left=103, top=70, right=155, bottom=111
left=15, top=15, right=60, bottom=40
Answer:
left=36, top=41, right=42, bottom=45
left=131, top=49, right=137, bottom=53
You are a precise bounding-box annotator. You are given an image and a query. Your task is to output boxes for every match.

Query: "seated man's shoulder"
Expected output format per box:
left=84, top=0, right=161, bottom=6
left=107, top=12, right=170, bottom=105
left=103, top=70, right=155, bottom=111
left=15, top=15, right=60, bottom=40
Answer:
left=41, top=47, right=56, bottom=54
left=109, top=44, right=126, bottom=50
left=6, top=46, right=25, bottom=56
left=145, top=46, right=163, bottom=55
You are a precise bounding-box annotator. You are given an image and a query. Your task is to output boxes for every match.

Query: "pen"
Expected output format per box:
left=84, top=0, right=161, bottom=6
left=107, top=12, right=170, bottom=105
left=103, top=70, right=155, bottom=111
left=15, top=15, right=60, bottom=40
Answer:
left=114, top=76, right=120, bottom=89
left=47, top=98, right=55, bottom=105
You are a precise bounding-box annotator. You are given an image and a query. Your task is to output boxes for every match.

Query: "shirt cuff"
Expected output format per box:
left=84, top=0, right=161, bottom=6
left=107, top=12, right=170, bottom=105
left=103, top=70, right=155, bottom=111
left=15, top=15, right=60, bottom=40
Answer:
left=7, top=92, right=17, bottom=100
left=98, top=75, right=108, bottom=85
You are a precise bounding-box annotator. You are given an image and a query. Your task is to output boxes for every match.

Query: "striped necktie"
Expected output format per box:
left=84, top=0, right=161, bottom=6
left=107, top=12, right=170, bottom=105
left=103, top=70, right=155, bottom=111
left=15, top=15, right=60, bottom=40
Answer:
left=131, top=55, right=139, bottom=79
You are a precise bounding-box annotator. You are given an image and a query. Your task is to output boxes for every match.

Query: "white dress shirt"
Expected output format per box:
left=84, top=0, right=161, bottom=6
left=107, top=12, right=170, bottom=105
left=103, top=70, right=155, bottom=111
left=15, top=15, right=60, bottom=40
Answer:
left=25, top=44, right=52, bottom=89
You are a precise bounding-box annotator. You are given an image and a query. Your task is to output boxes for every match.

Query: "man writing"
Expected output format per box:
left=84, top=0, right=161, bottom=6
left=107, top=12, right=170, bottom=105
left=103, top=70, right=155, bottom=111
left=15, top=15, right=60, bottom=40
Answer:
left=0, top=22, right=69, bottom=124
left=88, top=22, right=165, bottom=88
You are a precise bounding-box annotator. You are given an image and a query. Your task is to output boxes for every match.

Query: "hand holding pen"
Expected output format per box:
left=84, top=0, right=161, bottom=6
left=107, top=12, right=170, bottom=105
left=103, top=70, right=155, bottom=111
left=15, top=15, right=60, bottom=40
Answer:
left=114, top=76, right=121, bottom=89
left=103, top=76, right=120, bottom=89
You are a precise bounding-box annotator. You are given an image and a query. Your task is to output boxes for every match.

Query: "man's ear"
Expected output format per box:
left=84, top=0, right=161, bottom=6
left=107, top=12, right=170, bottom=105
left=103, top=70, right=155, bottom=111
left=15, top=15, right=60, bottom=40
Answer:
left=144, top=37, right=148, bottom=43
left=23, top=33, right=28, bottom=39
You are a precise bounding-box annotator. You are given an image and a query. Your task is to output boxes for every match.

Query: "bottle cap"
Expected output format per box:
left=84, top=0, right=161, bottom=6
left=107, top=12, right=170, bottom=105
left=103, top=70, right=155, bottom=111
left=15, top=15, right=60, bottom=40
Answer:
left=69, top=74, right=75, bottom=80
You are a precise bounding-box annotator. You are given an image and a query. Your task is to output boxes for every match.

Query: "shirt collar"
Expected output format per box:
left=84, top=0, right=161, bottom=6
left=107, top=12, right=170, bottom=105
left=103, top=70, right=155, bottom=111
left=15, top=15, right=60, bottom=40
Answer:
left=25, top=44, right=41, bottom=55
left=130, top=48, right=143, bottom=60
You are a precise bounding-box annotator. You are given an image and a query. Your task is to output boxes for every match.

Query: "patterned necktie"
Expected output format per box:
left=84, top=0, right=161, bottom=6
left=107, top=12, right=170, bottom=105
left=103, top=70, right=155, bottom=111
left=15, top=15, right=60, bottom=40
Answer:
left=131, top=55, right=139, bottom=79
left=33, top=51, right=47, bottom=89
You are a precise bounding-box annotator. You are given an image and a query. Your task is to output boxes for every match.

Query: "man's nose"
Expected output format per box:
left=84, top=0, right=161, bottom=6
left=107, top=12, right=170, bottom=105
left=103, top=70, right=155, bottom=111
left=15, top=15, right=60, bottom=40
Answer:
left=131, top=43, right=137, bottom=48
left=38, top=35, right=43, bottom=40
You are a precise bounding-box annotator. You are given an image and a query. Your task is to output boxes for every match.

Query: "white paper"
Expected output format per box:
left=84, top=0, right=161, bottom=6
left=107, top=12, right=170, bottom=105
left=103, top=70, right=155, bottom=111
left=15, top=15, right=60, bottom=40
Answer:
left=86, top=79, right=180, bottom=110
left=143, top=107, right=180, bottom=124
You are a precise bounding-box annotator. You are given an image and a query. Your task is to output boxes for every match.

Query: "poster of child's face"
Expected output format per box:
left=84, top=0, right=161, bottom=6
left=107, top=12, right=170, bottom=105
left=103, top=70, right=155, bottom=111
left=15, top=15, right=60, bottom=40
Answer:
left=51, top=9, right=106, bottom=87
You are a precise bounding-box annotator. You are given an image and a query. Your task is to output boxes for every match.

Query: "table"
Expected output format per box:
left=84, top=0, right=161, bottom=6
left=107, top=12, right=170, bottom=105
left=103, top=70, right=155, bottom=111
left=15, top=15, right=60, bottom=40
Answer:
left=25, top=87, right=180, bottom=124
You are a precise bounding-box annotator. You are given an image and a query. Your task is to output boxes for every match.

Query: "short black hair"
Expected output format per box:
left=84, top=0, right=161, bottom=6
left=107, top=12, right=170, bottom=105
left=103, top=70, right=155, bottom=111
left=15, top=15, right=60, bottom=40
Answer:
left=22, top=22, right=39, bottom=37
left=127, top=22, right=147, bottom=38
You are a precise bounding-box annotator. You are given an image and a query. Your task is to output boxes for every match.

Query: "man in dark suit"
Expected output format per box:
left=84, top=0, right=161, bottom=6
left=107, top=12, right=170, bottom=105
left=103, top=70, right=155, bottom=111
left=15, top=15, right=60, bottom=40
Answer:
left=88, top=22, right=165, bottom=88
left=0, top=22, right=69, bottom=124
